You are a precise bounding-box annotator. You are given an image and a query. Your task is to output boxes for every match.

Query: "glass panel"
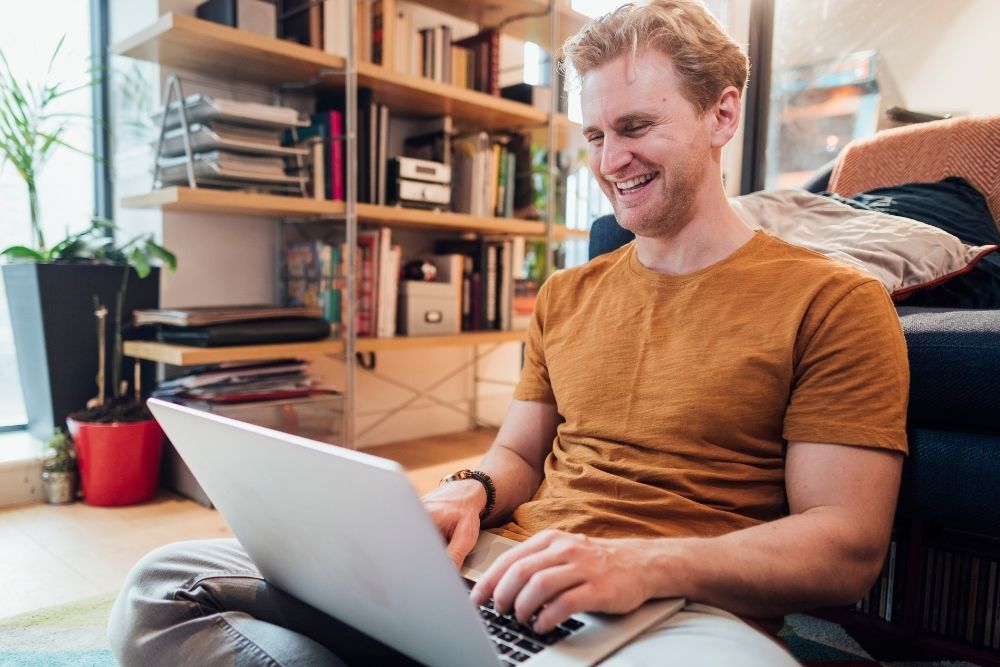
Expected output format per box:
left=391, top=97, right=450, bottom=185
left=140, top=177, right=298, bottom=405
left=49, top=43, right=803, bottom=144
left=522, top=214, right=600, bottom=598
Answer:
left=763, top=0, right=961, bottom=190
left=0, top=1, right=94, bottom=428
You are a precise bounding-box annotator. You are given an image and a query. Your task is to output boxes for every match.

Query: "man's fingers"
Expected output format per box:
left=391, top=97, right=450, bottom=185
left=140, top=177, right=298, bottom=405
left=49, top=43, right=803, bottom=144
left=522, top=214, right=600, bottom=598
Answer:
left=491, top=547, right=578, bottom=617
left=471, top=529, right=563, bottom=605
left=446, top=518, right=480, bottom=569
left=511, top=563, right=583, bottom=625
left=533, top=583, right=591, bottom=634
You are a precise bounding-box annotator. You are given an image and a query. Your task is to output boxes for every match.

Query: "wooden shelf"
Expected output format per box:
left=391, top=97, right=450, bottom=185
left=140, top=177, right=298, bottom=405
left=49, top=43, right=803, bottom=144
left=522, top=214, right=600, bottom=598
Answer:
left=354, top=63, right=546, bottom=131
left=357, top=203, right=545, bottom=235
left=122, top=187, right=345, bottom=217
left=114, top=13, right=550, bottom=131
left=416, top=0, right=587, bottom=50
left=122, top=187, right=547, bottom=234
left=113, top=13, right=344, bottom=86
left=553, top=226, right=589, bottom=241
left=356, top=330, right=526, bottom=352
left=125, top=331, right=525, bottom=366
left=124, top=338, right=346, bottom=366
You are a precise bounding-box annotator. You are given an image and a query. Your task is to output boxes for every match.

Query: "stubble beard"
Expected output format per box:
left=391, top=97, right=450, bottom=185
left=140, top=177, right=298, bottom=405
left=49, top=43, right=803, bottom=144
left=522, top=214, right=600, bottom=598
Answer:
left=607, top=154, right=706, bottom=240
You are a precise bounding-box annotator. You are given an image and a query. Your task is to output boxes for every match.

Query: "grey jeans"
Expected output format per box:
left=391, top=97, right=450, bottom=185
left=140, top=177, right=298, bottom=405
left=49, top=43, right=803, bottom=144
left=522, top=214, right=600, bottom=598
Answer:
left=108, top=538, right=801, bottom=667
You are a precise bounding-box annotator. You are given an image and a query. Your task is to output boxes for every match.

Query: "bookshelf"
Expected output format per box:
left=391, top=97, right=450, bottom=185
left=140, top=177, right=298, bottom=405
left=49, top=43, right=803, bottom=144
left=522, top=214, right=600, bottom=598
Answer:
left=115, top=13, right=569, bottom=133
left=114, top=2, right=585, bottom=447
left=123, top=330, right=526, bottom=366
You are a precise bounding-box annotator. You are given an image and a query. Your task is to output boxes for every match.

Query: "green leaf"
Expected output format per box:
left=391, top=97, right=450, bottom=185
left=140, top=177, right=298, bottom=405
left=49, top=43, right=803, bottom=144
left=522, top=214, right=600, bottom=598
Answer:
left=129, top=247, right=151, bottom=279
left=145, top=240, right=177, bottom=271
left=1, top=245, right=44, bottom=261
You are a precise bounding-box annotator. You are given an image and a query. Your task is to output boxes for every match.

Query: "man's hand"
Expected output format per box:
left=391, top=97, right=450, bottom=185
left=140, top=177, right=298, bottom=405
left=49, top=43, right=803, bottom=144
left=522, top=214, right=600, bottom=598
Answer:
left=422, top=479, right=486, bottom=569
left=470, top=529, right=654, bottom=634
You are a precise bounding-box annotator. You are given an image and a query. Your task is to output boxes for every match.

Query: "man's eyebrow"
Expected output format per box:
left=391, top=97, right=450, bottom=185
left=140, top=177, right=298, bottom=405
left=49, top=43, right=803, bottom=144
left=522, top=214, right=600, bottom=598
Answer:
left=581, top=112, right=659, bottom=137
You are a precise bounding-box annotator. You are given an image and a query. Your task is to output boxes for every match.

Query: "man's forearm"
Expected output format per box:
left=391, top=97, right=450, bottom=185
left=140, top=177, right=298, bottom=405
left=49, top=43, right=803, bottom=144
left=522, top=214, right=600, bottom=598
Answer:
left=477, top=442, right=545, bottom=528
left=644, top=509, right=887, bottom=618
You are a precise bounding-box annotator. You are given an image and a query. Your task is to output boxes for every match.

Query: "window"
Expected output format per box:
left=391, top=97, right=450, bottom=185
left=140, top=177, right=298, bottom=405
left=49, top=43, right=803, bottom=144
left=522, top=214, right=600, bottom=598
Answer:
left=0, top=1, right=97, bottom=428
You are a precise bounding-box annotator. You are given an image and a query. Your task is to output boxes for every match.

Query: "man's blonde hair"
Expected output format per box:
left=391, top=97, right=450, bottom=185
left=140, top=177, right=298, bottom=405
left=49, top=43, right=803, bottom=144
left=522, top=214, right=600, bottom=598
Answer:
left=562, top=0, right=749, bottom=114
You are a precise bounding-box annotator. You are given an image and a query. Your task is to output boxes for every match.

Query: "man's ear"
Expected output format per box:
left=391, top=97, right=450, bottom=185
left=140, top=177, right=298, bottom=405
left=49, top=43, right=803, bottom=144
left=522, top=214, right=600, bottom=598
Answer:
left=709, top=86, right=742, bottom=149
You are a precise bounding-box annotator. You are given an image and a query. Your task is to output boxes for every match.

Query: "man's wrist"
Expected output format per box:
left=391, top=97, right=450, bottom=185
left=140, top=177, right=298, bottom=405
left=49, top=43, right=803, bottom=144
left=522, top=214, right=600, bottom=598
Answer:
left=440, top=469, right=496, bottom=521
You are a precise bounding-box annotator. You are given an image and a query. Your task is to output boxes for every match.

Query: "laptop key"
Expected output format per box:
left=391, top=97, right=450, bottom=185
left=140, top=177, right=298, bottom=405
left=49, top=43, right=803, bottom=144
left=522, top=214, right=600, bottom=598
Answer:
left=560, top=617, right=586, bottom=631
left=510, top=652, right=531, bottom=663
left=499, top=631, right=518, bottom=643
left=494, top=643, right=513, bottom=655
left=502, top=661, right=517, bottom=667
left=486, top=623, right=502, bottom=636
left=515, top=638, right=544, bottom=653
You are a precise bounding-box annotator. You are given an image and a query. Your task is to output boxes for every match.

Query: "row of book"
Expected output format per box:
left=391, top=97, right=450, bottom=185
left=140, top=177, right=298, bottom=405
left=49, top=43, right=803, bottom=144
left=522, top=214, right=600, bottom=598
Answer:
left=279, top=0, right=500, bottom=96
left=855, top=538, right=903, bottom=623
left=919, top=540, right=1000, bottom=648
left=283, top=234, right=535, bottom=335
left=285, top=89, right=402, bottom=205
left=284, top=231, right=401, bottom=338
left=850, top=529, right=1000, bottom=651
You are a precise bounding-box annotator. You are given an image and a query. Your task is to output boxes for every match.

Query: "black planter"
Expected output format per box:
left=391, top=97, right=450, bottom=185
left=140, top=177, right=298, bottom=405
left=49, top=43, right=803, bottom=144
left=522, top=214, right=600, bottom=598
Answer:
left=2, top=263, right=160, bottom=439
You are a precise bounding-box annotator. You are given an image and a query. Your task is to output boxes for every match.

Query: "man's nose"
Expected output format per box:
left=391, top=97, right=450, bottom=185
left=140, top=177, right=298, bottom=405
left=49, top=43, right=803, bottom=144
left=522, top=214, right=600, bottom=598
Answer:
left=599, top=136, right=632, bottom=179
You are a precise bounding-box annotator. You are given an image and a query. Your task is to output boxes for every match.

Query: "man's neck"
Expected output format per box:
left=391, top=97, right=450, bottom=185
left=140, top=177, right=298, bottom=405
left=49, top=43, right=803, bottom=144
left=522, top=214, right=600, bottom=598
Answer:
left=634, top=189, right=754, bottom=276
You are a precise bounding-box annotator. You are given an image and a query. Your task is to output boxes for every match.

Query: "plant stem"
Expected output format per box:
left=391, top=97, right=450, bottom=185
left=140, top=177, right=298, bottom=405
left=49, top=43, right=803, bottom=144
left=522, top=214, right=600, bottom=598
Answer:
left=27, top=178, right=45, bottom=251
left=113, top=267, right=128, bottom=399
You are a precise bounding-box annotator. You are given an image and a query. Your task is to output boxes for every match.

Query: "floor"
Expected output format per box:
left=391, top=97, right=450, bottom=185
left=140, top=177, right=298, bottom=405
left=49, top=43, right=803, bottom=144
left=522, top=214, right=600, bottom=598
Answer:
left=0, top=429, right=493, bottom=620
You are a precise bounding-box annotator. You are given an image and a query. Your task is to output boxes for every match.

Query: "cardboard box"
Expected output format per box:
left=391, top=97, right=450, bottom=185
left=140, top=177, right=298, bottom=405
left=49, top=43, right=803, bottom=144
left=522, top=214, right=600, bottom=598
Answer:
left=398, top=281, right=460, bottom=336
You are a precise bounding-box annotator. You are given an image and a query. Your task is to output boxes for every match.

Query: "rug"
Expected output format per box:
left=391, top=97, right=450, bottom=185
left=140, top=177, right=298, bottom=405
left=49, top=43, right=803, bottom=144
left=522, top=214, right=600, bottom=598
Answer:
left=0, top=593, right=118, bottom=667
left=0, top=596, right=985, bottom=667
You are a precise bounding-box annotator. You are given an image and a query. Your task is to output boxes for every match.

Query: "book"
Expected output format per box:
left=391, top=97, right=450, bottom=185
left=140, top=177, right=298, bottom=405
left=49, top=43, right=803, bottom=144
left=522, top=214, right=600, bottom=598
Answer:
left=134, top=305, right=322, bottom=327
left=322, top=0, right=349, bottom=57
left=452, top=28, right=500, bottom=95
left=280, top=0, right=322, bottom=48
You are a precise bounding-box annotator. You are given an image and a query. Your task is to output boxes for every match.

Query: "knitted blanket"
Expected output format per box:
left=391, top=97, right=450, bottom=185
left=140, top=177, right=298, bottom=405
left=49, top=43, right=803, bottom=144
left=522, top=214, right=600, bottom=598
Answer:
left=829, top=115, right=1000, bottom=229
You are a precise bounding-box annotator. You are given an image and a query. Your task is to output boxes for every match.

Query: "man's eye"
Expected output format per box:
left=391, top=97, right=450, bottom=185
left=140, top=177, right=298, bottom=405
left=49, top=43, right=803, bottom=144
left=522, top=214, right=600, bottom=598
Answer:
left=624, top=123, right=649, bottom=134
left=587, top=134, right=604, bottom=144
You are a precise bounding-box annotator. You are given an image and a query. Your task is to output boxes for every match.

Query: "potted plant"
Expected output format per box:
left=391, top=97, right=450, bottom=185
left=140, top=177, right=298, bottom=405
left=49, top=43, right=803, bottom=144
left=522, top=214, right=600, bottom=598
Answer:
left=64, top=229, right=176, bottom=507
left=41, top=427, right=77, bottom=504
left=0, top=39, right=164, bottom=439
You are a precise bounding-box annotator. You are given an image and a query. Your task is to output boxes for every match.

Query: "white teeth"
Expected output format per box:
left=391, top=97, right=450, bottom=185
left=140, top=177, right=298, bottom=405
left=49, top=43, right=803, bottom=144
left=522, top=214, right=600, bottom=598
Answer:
left=615, top=173, right=654, bottom=190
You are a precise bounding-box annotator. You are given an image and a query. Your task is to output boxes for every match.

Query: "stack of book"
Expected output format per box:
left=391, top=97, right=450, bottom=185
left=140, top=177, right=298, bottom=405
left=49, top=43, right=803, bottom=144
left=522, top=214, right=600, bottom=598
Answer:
left=133, top=305, right=331, bottom=347
left=152, top=358, right=316, bottom=404
left=153, top=94, right=309, bottom=194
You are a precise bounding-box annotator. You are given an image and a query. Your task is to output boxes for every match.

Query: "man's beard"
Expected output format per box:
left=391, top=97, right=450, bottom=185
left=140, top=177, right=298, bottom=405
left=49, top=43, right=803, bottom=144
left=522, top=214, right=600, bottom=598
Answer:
left=608, top=154, right=705, bottom=239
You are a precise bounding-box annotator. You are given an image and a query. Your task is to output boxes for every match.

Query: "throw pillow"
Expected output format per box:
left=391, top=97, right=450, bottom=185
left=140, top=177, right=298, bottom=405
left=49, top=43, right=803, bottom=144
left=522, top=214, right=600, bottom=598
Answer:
left=729, top=189, right=997, bottom=301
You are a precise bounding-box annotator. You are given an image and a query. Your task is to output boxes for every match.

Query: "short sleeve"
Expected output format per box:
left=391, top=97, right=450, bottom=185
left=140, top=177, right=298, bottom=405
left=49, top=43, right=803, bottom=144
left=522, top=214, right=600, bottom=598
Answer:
left=783, top=279, right=909, bottom=452
left=513, top=277, right=556, bottom=404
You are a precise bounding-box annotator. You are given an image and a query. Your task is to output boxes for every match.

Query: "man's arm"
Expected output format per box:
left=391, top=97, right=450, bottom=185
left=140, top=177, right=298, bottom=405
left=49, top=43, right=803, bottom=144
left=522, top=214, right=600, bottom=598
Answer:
left=423, top=399, right=561, bottom=568
left=472, top=440, right=903, bottom=632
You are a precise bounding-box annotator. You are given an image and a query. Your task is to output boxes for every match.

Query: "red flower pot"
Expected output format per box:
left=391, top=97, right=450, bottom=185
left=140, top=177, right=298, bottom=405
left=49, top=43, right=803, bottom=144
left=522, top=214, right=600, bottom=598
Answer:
left=66, top=418, right=164, bottom=506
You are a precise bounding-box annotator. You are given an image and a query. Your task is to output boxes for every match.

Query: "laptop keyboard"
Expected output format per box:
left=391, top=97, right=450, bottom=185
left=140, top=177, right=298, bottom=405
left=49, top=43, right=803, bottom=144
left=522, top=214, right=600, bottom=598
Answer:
left=463, top=578, right=586, bottom=665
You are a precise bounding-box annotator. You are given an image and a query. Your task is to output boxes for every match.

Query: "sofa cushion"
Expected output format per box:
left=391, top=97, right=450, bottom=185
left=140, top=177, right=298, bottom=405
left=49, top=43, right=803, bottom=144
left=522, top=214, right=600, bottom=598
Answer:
left=897, top=307, right=1000, bottom=432
left=729, top=190, right=996, bottom=300
left=901, top=428, right=1000, bottom=537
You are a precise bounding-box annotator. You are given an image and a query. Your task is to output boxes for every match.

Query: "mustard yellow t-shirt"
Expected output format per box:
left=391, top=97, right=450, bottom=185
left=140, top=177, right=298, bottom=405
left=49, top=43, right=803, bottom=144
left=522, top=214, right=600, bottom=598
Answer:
left=501, top=231, right=909, bottom=542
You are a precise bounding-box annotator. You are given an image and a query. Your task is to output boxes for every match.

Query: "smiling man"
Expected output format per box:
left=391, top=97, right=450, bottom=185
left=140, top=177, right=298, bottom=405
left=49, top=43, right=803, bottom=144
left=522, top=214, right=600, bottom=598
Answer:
left=109, top=2, right=909, bottom=666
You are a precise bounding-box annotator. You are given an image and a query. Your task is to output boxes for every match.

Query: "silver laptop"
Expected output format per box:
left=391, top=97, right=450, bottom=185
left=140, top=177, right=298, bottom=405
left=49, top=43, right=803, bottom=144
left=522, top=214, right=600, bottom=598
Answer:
left=148, top=398, right=685, bottom=667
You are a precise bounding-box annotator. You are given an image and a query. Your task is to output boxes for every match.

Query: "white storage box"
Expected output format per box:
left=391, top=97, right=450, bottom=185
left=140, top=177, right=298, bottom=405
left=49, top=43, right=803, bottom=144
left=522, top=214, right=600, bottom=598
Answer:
left=398, top=281, right=460, bottom=336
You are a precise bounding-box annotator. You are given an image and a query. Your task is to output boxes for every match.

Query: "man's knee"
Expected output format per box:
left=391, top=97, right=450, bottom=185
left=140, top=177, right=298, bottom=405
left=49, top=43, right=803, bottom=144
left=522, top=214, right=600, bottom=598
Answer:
left=108, top=539, right=245, bottom=664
